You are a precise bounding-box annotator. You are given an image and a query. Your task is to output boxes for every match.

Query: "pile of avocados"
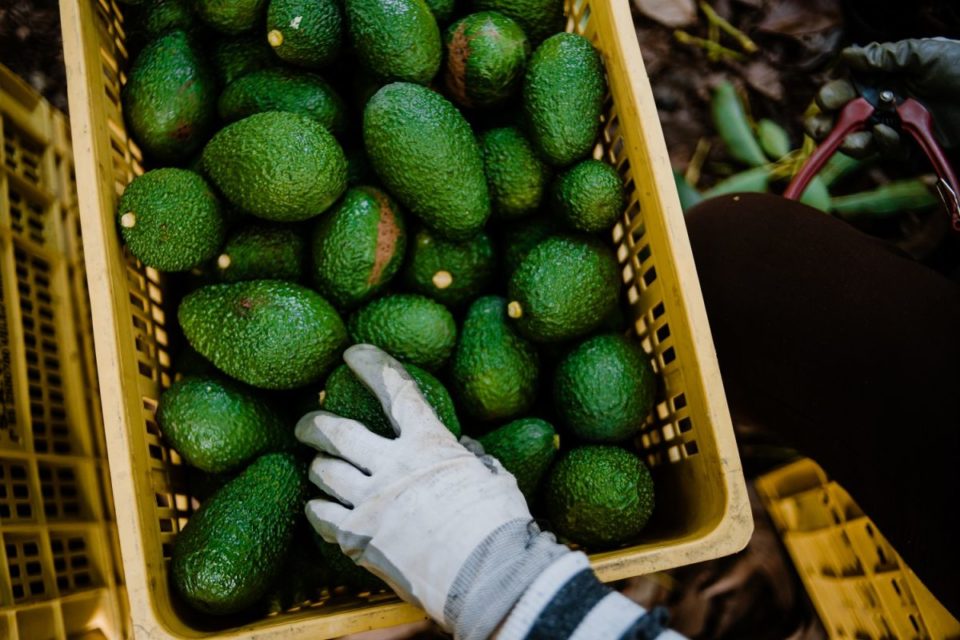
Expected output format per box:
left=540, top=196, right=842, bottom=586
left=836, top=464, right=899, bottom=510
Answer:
left=117, top=0, right=661, bottom=619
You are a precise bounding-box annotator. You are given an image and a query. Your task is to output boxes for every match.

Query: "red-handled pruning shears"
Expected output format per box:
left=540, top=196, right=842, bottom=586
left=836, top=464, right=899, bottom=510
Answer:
left=784, top=84, right=960, bottom=232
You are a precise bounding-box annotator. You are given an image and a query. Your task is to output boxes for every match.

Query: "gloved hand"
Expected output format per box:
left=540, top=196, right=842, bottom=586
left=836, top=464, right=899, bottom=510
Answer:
left=805, top=38, right=960, bottom=158
left=295, top=344, right=570, bottom=640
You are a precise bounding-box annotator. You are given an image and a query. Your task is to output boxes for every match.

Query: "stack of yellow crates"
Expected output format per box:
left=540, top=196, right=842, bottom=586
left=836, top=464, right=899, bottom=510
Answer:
left=0, top=64, right=125, bottom=638
left=757, top=459, right=960, bottom=639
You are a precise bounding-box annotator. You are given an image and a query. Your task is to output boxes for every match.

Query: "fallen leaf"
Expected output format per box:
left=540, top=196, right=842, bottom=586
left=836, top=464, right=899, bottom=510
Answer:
left=756, top=0, right=842, bottom=37
left=633, top=0, right=697, bottom=27
left=743, top=59, right=785, bottom=101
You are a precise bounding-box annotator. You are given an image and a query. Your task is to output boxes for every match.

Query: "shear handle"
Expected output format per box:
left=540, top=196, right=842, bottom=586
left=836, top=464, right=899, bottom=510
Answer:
left=783, top=98, right=875, bottom=200
left=897, top=99, right=960, bottom=231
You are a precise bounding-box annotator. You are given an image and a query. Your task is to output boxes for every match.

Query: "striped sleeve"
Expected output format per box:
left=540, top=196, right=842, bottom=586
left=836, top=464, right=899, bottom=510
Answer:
left=495, top=552, right=686, bottom=640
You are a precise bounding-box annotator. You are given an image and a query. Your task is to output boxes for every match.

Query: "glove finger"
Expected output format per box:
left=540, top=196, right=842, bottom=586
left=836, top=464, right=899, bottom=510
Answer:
left=305, top=498, right=350, bottom=544
left=344, top=344, right=448, bottom=439
left=816, top=79, right=857, bottom=112
left=840, top=131, right=876, bottom=158
left=295, top=410, right=390, bottom=473
left=872, top=123, right=906, bottom=158
left=309, top=454, right=370, bottom=507
left=843, top=40, right=924, bottom=74
left=804, top=113, right=836, bottom=141
left=457, top=435, right=507, bottom=473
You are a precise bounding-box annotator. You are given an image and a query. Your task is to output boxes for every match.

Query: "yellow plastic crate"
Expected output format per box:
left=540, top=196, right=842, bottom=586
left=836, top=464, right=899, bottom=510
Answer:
left=0, top=64, right=126, bottom=639
left=757, top=458, right=960, bottom=640
left=60, top=0, right=752, bottom=636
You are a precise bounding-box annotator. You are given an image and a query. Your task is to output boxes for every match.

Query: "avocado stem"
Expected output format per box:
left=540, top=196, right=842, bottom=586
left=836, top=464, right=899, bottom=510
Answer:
left=268, top=29, right=284, bottom=48
left=432, top=270, right=453, bottom=290
left=507, top=301, right=523, bottom=319
left=120, top=212, right=137, bottom=228
left=217, top=254, right=232, bottom=270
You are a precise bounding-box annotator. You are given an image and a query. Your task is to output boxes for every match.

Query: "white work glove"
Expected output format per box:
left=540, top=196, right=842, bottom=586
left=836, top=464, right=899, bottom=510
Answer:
left=295, top=344, right=570, bottom=640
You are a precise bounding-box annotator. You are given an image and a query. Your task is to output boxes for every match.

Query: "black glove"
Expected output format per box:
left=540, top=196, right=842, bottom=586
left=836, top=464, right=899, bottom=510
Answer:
left=805, top=38, right=960, bottom=158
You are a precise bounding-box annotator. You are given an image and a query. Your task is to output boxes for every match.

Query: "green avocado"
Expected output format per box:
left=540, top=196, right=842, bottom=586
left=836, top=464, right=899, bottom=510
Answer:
left=125, top=0, right=195, bottom=53
left=507, top=235, right=619, bottom=342
left=217, top=69, right=348, bottom=135
left=401, top=227, right=495, bottom=307
left=481, top=127, right=549, bottom=219
left=157, top=375, right=294, bottom=473
left=201, top=112, right=347, bottom=222
left=451, top=296, right=540, bottom=421
left=123, top=30, right=216, bottom=162
left=424, top=0, right=456, bottom=22
left=444, top=12, right=530, bottom=108
left=553, top=334, right=655, bottom=443
left=348, top=294, right=457, bottom=371
left=263, top=526, right=327, bottom=613
left=314, top=534, right=386, bottom=593
left=171, top=453, right=306, bottom=614
left=345, top=0, right=441, bottom=84
left=363, top=82, right=490, bottom=239
left=267, top=0, right=344, bottom=68
left=523, top=33, right=606, bottom=166
left=179, top=280, right=347, bottom=389
left=472, top=0, right=563, bottom=43
left=498, top=214, right=558, bottom=275
left=216, top=224, right=307, bottom=283
left=553, top=159, right=625, bottom=233
left=544, top=446, right=654, bottom=547
left=211, top=34, right=276, bottom=86
left=117, top=168, right=224, bottom=272
left=196, top=0, right=267, bottom=34
left=478, top=417, right=558, bottom=502
left=321, top=362, right=461, bottom=438
left=311, top=186, right=407, bottom=309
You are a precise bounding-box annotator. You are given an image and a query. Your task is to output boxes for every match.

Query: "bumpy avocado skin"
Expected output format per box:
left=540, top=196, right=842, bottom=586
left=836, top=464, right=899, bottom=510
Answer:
left=196, top=0, right=267, bottom=34
left=481, top=127, right=550, bottom=220
left=157, top=375, right=294, bottom=473
left=171, top=453, right=307, bottom=614
left=348, top=294, right=457, bottom=371
left=523, top=33, right=606, bottom=166
left=498, top=214, right=558, bottom=276
left=311, top=186, right=407, bottom=310
left=402, top=227, right=495, bottom=307
left=117, top=168, right=224, bottom=271
left=553, top=334, right=656, bottom=443
left=201, top=112, right=347, bottom=222
left=544, top=446, right=655, bottom=548
left=314, top=534, right=387, bottom=592
left=217, top=69, right=348, bottom=135
left=552, top=159, right=625, bottom=232
left=322, top=363, right=462, bottom=438
left=212, top=34, right=276, bottom=86
left=444, top=12, right=530, bottom=108
left=479, top=417, right=557, bottom=501
left=451, top=296, right=540, bottom=422
left=267, top=0, right=344, bottom=68
left=179, top=280, right=347, bottom=389
left=473, top=0, right=564, bottom=43
left=363, top=82, right=490, bottom=239
left=507, top=235, right=619, bottom=342
left=345, top=0, right=441, bottom=84
left=217, top=224, right=307, bottom=283
left=123, top=30, right=217, bottom=162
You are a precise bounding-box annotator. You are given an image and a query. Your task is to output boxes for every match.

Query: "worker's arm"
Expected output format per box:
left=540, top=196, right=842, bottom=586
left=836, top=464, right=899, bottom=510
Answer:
left=296, top=344, right=684, bottom=640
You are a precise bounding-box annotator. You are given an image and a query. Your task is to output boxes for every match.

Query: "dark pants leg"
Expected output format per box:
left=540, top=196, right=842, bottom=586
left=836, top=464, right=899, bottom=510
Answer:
left=685, top=193, right=960, bottom=614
